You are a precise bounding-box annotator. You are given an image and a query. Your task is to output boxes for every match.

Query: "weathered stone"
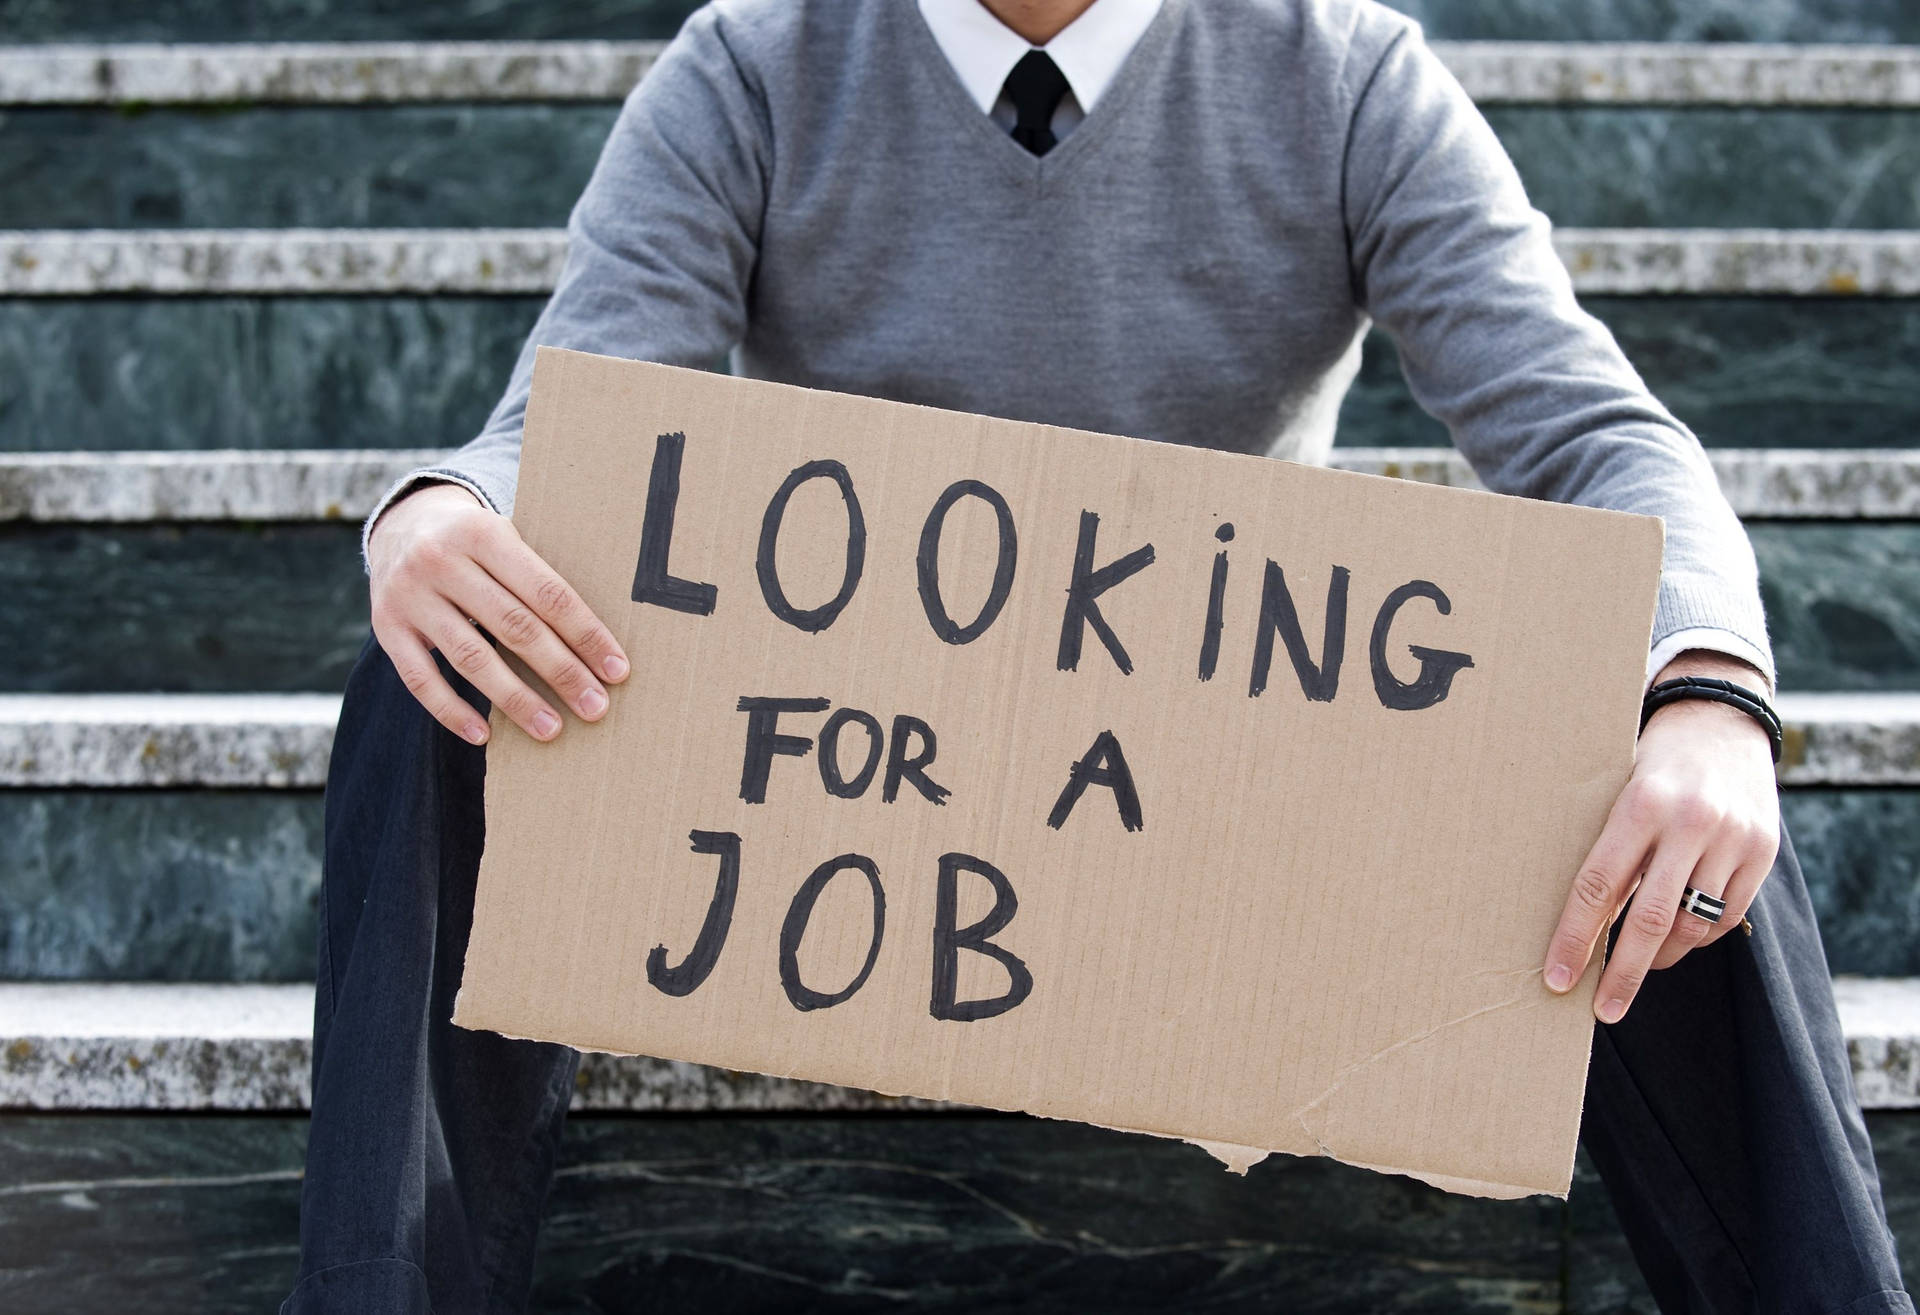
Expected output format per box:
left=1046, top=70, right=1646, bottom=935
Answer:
left=0, top=694, right=337, bottom=786
left=1458, top=43, right=1920, bottom=106
left=1776, top=693, right=1920, bottom=785
left=1835, top=977, right=1920, bottom=1110
left=0, top=42, right=661, bottom=106
left=5, top=42, right=1919, bottom=108
left=9, top=228, right=1916, bottom=296
left=0, top=228, right=564, bottom=295
left=0, top=449, right=447, bottom=521
left=2, top=0, right=1917, bottom=45
left=0, top=983, right=942, bottom=1112
left=8, top=981, right=1918, bottom=1113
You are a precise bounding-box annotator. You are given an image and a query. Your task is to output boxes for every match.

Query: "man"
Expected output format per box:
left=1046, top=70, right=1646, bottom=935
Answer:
left=282, top=1, right=1913, bottom=1311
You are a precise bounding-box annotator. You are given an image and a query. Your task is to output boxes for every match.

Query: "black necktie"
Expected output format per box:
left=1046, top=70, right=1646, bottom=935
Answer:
left=1003, top=49, right=1070, bottom=156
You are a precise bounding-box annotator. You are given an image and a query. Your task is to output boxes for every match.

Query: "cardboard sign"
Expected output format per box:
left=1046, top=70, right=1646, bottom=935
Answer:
left=454, top=348, right=1663, bottom=1199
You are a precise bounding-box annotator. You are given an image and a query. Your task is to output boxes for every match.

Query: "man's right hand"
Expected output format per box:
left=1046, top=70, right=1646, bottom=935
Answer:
left=367, top=482, right=630, bottom=745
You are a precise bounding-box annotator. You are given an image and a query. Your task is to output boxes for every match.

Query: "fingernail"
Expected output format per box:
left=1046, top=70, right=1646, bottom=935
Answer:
left=465, top=722, right=489, bottom=745
left=533, top=711, right=561, bottom=739
left=580, top=688, right=607, bottom=718
left=1544, top=963, right=1572, bottom=992
left=1597, top=998, right=1626, bottom=1025
left=602, top=654, right=629, bottom=681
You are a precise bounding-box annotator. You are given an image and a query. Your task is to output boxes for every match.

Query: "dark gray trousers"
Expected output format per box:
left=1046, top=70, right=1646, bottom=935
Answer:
left=282, top=635, right=1914, bottom=1314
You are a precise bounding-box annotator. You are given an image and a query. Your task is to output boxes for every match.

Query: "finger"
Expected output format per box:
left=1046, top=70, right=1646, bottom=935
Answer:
left=445, top=561, right=611, bottom=722
left=1702, top=838, right=1778, bottom=948
left=375, top=622, right=490, bottom=745
left=1544, top=795, right=1658, bottom=993
left=424, top=602, right=564, bottom=742
left=475, top=530, right=630, bottom=684
left=1595, top=836, right=1708, bottom=1023
left=1650, top=842, right=1740, bottom=971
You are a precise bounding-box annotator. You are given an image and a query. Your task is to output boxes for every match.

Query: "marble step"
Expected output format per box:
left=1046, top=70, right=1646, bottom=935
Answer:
left=0, top=1110, right=1910, bottom=1313
left=5, top=447, right=1916, bottom=523
left=2, top=787, right=1914, bottom=983
left=5, top=40, right=1920, bottom=107
left=14, top=105, right=1920, bottom=233
left=6, top=228, right=1917, bottom=297
left=3, top=522, right=1916, bottom=694
left=6, top=297, right=1914, bottom=456
left=1, top=978, right=1913, bottom=1113
left=9, top=0, right=1920, bottom=47
left=0, top=690, right=1913, bottom=788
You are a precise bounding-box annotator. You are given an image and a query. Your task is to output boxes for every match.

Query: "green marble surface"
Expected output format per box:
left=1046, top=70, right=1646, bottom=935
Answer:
left=0, top=791, right=321, bottom=981
left=1344, top=298, right=1920, bottom=453
left=0, top=787, right=1910, bottom=984
left=0, top=1113, right=1913, bottom=1314
left=3, top=298, right=1917, bottom=453
left=1, top=522, right=1912, bottom=693
left=0, top=296, right=542, bottom=453
left=5, top=105, right=1918, bottom=231
left=2, top=0, right=1916, bottom=43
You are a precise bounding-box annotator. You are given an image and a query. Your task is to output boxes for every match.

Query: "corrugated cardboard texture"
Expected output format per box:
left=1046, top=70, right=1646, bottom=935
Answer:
left=454, top=349, right=1664, bottom=1199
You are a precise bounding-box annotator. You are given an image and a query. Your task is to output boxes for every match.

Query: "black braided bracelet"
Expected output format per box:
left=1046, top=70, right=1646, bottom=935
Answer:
left=1639, top=675, right=1784, bottom=763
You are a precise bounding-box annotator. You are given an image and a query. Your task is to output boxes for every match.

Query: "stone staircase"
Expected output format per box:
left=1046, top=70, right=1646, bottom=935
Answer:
left=2, top=3, right=1919, bottom=1312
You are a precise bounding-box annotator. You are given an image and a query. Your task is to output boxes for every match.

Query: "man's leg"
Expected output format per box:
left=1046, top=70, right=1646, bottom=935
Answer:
left=1580, top=819, right=1913, bottom=1313
left=283, top=635, right=580, bottom=1314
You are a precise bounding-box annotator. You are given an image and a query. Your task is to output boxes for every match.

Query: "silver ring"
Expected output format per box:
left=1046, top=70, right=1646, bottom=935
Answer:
left=1680, top=887, right=1726, bottom=925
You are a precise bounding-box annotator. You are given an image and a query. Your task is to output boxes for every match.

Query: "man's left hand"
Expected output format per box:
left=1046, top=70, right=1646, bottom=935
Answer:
left=1542, top=652, right=1781, bottom=1022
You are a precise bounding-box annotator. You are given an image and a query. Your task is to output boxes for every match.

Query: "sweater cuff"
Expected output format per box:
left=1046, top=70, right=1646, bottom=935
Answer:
left=1650, top=572, right=1776, bottom=692
left=359, top=467, right=502, bottom=575
left=1645, top=628, right=1776, bottom=694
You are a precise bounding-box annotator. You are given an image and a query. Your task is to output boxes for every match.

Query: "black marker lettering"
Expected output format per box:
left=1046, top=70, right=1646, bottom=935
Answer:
left=1057, top=510, right=1155, bottom=674
left=929, top=852, right=1034, bottom=1022
left=630, top=431, right=718, bottom=615
left=778, top=853, right=885, bottom=1012
left=1249, top=561, right=1349, bottom=701
left=645, top=830, right=740, bottom=997
left=1198, top=522, right=1234, bottom=682
left=1046, top=729, right=1144, bottom=832
left=817, top=707, right=885, bottom=799
left=1370, top=580, right=1476, bottom=710
left=736, top=695, right=828, bottom=804
left=917, top=479, right=1019, bottom=645
left=756, top=460, right=866, bottom=633
left=882, top=714, right=951, bottom=806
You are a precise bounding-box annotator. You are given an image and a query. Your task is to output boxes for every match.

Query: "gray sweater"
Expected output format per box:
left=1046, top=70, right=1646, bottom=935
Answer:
left=370, top=0, right=1772, bottom=681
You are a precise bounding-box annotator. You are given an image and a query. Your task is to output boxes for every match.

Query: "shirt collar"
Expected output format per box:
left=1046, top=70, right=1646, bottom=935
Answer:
left=917, top=0, right=1164, bottom=116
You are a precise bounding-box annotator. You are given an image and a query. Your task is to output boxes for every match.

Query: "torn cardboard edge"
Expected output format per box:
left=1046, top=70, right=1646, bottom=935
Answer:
left=456, top=1006, right=1586, bottom=1199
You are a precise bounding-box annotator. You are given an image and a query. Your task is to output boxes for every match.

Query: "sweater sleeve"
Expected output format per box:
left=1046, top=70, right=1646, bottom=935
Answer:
left=360, top=4, right=770, bottom=568
left=1339, top=18, right=1774, bottom=688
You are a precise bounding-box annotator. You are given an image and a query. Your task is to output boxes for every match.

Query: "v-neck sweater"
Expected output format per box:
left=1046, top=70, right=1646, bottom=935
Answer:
left=374, top=0, right=1772, bottom=678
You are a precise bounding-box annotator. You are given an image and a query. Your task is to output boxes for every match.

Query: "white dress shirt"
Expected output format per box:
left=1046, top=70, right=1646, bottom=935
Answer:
left=915, top=0, right=1766, bottom=688
left=917, top=0, right=1163, bottom=141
